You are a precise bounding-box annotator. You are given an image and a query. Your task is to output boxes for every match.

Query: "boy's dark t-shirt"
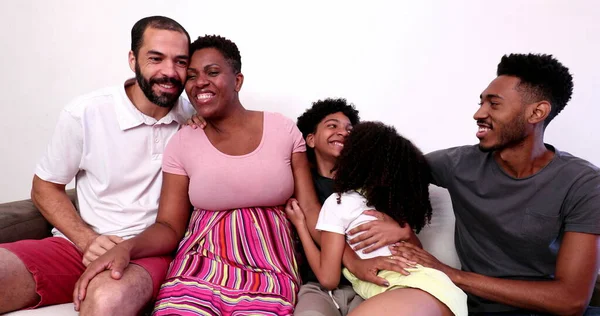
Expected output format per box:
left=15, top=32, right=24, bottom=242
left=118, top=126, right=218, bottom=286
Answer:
left=313, top=171, right=334, bottom=205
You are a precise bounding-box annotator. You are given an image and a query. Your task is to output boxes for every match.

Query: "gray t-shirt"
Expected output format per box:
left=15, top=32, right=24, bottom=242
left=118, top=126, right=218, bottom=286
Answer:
left=426, top=144, right=600, bottom=313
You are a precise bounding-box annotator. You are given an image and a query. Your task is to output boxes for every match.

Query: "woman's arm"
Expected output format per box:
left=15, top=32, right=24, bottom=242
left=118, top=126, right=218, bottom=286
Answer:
left=125, top=172, right=192, bottom=257
left=290, top=152, right=323, bottom=243
left=73, top=172, right=192, bottom=308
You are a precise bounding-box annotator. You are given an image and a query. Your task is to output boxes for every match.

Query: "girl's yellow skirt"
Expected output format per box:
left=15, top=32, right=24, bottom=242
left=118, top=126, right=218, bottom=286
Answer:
left=343, top=264, right=468, bottom=316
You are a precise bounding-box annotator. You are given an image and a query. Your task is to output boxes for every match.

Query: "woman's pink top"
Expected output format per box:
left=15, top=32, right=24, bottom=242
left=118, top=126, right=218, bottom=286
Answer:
left=163, top=111, right=306, bottom=211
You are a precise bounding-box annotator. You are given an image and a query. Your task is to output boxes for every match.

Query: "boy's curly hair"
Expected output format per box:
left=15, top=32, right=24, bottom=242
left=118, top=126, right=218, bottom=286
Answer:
left=296, top=98, right=360, bottom=165
left=333, top=121, right=431, bottom=232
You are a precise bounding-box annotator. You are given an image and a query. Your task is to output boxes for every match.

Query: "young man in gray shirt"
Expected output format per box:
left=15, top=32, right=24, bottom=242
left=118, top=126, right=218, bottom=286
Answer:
left=394, top=53, right=600, bottom=315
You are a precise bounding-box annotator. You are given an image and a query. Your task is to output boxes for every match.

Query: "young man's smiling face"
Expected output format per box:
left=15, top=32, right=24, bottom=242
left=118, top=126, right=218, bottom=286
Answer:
left=474, top=75, right=533, bottom=152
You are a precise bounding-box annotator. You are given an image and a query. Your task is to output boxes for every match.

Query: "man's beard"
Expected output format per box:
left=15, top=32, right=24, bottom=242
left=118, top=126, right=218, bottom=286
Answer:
left=478, top=113, right=528, bottom=153
left=135, top=63, right=183, bottom=108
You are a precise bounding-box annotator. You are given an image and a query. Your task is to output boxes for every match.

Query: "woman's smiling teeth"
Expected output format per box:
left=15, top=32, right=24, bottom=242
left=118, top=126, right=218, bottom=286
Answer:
left=196, top=93, right=214, bottom=100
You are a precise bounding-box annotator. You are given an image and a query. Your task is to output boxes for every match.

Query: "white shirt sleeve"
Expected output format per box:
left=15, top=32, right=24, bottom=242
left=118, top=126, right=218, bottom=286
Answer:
left=35, top=108, right=83, bottom=184
left=316, top=192, right=360, bottom=235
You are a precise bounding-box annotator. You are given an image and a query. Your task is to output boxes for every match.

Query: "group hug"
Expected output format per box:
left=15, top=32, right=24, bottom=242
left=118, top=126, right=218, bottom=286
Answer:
left=0, top=15, right=598, bottom=316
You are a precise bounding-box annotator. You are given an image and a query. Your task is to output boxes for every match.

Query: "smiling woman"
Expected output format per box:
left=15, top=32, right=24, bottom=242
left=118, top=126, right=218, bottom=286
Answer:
left=148, top=36, right=322, bottom=315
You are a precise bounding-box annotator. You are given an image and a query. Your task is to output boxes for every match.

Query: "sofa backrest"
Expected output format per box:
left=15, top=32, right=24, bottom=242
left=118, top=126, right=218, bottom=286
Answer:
left=417, top=184, right=461, bottom=269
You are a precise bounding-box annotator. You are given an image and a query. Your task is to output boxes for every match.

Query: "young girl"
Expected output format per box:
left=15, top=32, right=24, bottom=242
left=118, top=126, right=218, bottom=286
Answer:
left=286, top=121, right=467, bottom=316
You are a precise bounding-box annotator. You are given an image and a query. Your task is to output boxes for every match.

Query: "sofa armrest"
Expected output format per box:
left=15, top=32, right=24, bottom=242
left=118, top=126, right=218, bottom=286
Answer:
left=0, top=189, right=77, bottom=244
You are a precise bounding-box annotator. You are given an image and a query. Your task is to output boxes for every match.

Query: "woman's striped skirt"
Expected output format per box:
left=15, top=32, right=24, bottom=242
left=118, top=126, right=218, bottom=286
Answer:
left=153, top=206, right=300, bottom=316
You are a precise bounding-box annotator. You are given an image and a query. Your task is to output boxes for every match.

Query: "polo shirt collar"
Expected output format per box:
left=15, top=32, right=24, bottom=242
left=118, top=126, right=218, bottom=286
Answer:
left=116, top=78, right=187, bottom=131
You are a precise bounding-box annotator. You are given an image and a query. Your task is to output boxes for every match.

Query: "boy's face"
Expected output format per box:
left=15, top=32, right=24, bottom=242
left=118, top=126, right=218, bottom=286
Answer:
left=307, top=112, right=353, bottom=161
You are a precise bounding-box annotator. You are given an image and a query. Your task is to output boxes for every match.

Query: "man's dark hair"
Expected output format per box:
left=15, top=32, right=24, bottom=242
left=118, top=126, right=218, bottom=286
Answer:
left=189, top=35, right=242, bottom=74
left=333, top=121, right=431, bottom=232
left=296, top=98, right=360, bottom=165
left=131, top=16, right=190, bottom=57
left=497, top=53, right=573, bottom=127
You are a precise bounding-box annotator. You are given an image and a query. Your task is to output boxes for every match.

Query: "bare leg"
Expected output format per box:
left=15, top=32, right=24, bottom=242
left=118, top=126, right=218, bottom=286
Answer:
left=79, top=264, right=153, bottom=316
left=0, top=248, right=40, bottom=313
left=348, top=288, right=453, bottom=316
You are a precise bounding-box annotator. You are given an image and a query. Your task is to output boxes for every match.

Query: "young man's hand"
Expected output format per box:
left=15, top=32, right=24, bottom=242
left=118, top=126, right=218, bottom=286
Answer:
left=390, top=241, right=458, bottom=280
left=345, top=254, right=417, bottom=287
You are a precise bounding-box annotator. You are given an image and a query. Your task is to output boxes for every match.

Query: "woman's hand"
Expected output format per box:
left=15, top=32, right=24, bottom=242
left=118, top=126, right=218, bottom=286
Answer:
left=185, top=114, right=207, bottom=129
left=72, top=243, right=132, bottom=311
left=285, top=198, right=306, bottom=228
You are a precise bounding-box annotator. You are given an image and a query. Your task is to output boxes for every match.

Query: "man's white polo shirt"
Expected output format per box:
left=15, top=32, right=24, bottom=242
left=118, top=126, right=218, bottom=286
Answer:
left=35, top=79, right=194, bottom=240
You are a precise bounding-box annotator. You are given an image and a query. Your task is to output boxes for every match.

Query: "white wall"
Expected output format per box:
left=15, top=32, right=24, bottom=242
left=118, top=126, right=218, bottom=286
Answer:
left=1, top=0, right=598, bottom=203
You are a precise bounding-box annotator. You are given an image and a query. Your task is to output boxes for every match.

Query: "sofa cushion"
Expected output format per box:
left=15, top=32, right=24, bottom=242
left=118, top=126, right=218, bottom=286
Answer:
left=0, top=198, right=51, bottom=244
left=0, top=189, right=77, bottom=244
left=417, top=184, right=461, bottom=269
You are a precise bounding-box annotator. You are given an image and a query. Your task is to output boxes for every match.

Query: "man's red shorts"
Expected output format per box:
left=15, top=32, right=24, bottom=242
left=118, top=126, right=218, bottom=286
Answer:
left=1, top=237, right=170, bottom=308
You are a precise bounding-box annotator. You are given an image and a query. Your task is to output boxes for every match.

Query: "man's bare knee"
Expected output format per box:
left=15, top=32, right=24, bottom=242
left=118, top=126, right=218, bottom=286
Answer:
left=80, top=264, right=153, bottom=316
left=0, top=248, right=39, bottom=313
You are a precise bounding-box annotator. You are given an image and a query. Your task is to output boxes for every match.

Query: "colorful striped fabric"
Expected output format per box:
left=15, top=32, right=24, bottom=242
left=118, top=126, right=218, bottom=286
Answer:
left=153, top=206, right=300, bottom=316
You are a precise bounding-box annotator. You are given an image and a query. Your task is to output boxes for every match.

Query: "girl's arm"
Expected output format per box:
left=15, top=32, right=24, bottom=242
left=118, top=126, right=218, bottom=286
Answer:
left=287, top=200, right=347, bottom=290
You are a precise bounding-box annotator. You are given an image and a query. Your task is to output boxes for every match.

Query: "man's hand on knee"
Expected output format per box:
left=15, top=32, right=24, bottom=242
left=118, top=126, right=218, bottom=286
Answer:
left=73, top=244, right=131, bottom=311
left=82, top=235, right=124, bottom=266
